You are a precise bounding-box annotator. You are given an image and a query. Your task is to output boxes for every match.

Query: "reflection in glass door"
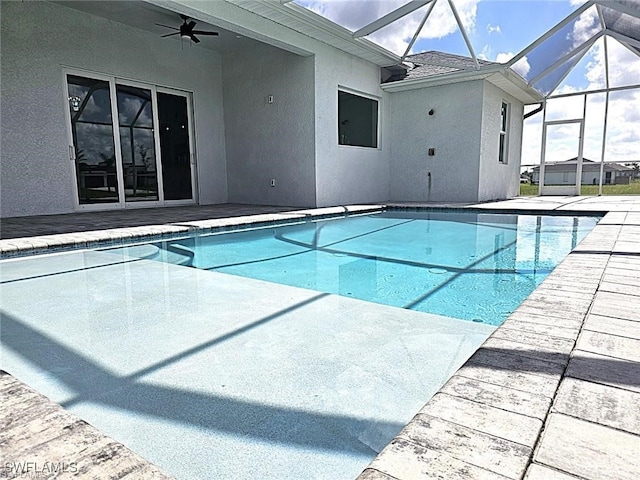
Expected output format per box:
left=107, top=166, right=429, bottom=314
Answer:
left=116, top=84, right=159, bottom=202
left=158, top=92, right=193, bottom=201
left=67, top=75, right=119, bottom=204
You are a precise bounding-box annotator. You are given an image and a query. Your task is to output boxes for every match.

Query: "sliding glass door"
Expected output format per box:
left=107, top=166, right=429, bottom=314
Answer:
left=67, top=75, right=120, bottom=205
left=158, top=91, right=194, bottom=201
left=66, top=72, right=195, bottom=209
left=116, top=83, right=160, bottom=202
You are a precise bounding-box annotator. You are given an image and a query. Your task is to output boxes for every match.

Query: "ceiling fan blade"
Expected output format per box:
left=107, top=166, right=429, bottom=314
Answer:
left=156, top=23, right=179, bottom=30
left=187, top=20, right=197, bottom=30
left=161, top=32, right=180, bottom=37
left=190, top=34, right=201, bottom=44
left=192, top=30, right=219, bottom=36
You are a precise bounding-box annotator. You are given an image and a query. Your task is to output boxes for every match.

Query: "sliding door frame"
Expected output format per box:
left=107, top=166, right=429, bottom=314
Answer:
left=63, top=67, right=197, bottom=211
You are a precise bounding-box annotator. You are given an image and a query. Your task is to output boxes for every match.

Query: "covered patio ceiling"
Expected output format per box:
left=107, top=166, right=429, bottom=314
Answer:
left=53, top=0, right=265, bottom=54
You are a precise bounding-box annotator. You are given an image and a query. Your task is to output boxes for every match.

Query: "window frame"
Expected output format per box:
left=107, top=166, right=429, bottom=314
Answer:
left=499, top=101, right=510, bottom=164
left=337, top=87, right=381, bottom=149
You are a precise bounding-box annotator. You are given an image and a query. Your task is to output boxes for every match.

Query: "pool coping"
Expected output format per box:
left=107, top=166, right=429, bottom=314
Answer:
left=2, top=201, right=639, bottom=479
left=0, top=204, right=606, bottom=260
left=358, top=207, right=640, bottom=480
left=0, top=370, right=175, bottom=479
left=0, top=205, right=385, bottom=259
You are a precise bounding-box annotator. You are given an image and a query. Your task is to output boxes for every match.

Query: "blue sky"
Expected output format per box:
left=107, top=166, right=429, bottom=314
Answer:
left=296, top=1, right=580, bottom=57
left=295, top=1, right=640, bottom=165
left=417, top=1, right=577, bottom=59
left=295, top=0, right=592, bottom=90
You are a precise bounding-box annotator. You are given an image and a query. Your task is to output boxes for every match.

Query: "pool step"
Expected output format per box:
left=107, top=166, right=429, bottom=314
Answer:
left=107, top=243, right=194, bottom=267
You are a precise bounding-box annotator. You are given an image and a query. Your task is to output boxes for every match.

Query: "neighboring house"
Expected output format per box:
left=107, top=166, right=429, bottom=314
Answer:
left=531, top=159, right=634, bottom=186
left=0, top=0, right=541, bottom=218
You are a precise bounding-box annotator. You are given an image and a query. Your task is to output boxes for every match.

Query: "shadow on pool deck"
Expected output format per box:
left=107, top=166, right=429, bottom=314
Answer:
left=1, top=305, right=389, bottom=456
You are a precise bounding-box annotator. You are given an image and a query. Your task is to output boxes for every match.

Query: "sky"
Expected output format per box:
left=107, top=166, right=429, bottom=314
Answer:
left=295, top=0, right=640, bottom=168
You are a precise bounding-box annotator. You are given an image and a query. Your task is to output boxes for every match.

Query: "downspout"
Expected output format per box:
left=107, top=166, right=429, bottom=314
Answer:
left=524, top=103, right=543, bottom=120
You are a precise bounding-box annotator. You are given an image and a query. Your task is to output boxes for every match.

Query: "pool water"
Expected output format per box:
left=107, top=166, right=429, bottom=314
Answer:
left=133, top=211, right=599, bottom=325
left=0, top=209, right=599, bottom=479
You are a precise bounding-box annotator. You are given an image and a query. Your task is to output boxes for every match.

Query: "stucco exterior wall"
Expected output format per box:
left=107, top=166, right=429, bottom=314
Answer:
left=388, top=81, right=484, bottom=203
left=314, top=53, right=391, bottom=207
left=222, top=43, right=316, bottom=207
left=168, top=0, right=392, bottom=208
left=0, top=1, right=227, bottom=217
left=477, top=81, right=523, bottom=201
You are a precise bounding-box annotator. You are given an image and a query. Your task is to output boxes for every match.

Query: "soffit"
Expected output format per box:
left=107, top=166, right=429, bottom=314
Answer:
left=225, top=0, right=400, bottom=66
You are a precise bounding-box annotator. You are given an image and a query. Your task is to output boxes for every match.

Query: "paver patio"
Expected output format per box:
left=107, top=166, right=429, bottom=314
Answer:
left=1, top=197, right=639, bottom=479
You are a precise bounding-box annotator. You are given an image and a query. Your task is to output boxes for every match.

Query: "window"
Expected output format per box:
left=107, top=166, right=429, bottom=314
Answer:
left=338, top=90, right=379, bottom=148
left=499, top=101, right=510, bottom=164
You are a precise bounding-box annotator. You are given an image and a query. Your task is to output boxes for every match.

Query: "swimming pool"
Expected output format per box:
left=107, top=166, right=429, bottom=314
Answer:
left=110, top=210, right=600, bottom=325
left=0, top=208, right=599, bottom=479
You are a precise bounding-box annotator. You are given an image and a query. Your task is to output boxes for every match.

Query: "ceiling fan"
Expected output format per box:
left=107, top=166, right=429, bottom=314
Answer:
left=156, top=14, right=218, bottom=44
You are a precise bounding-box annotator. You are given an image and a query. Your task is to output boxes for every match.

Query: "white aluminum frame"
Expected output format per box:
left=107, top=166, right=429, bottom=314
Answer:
left=156, top=87, right=199, bottom=206
left=539, top=116, right=586, bottom=196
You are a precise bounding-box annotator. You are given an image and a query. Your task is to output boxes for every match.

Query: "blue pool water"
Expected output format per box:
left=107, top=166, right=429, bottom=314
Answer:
left=123, top=210, right=599, bottom=325
left=0, top=208, right=600, bottom=479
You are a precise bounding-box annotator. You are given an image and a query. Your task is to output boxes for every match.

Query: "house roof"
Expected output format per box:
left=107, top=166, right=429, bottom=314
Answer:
left=390, top=51, right=498, bottom=82
left=380, top=50, right=543, bottom=104
left=532, top=158, right=634, bottom=172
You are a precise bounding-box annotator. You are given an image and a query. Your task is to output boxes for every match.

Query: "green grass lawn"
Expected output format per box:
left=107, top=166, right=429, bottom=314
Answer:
left=520, top=180, right=640, bottom=196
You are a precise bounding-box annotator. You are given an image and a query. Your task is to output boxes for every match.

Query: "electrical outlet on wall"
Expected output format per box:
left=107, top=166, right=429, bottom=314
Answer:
left=270, top=179, right=276, bottom=187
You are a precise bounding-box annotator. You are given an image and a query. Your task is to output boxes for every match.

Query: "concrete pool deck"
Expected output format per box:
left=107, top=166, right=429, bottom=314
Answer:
left=1, top=196, right=639, bottom=479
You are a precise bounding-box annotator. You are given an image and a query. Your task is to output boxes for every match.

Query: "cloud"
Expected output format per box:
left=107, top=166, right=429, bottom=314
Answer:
left=298, top=0, right=480, bottom=55
left=487, top=24, right=501, bottom=35
left=495, top=51, right=531, bottom=78
left=571, top=7, right=599, bottom=48
left=478, top=44, right=492, bottom=61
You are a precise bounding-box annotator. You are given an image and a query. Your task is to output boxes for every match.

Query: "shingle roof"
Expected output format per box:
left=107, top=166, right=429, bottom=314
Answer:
left=383, top=51, right=498, bottom=83
left=532, top=158, right=634, bottom=172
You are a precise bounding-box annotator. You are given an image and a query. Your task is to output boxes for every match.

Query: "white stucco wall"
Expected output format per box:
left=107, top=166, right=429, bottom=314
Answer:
left=166, top=0, right=392, bottom=208
left=477, top=81, right=523, bottom=201
left=314, top=53, right=391, bottom=207
left=222, top=43, right=316, bottom=207
left=388, top=81, right=484, bottom=203
left=0, top=1, right=227, bottom=217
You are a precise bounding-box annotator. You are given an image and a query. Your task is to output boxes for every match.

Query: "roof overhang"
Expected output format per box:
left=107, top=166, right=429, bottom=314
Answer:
left=380, top=65, right=544, bottom=104
left=223, top=0, right=401, bottom=66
